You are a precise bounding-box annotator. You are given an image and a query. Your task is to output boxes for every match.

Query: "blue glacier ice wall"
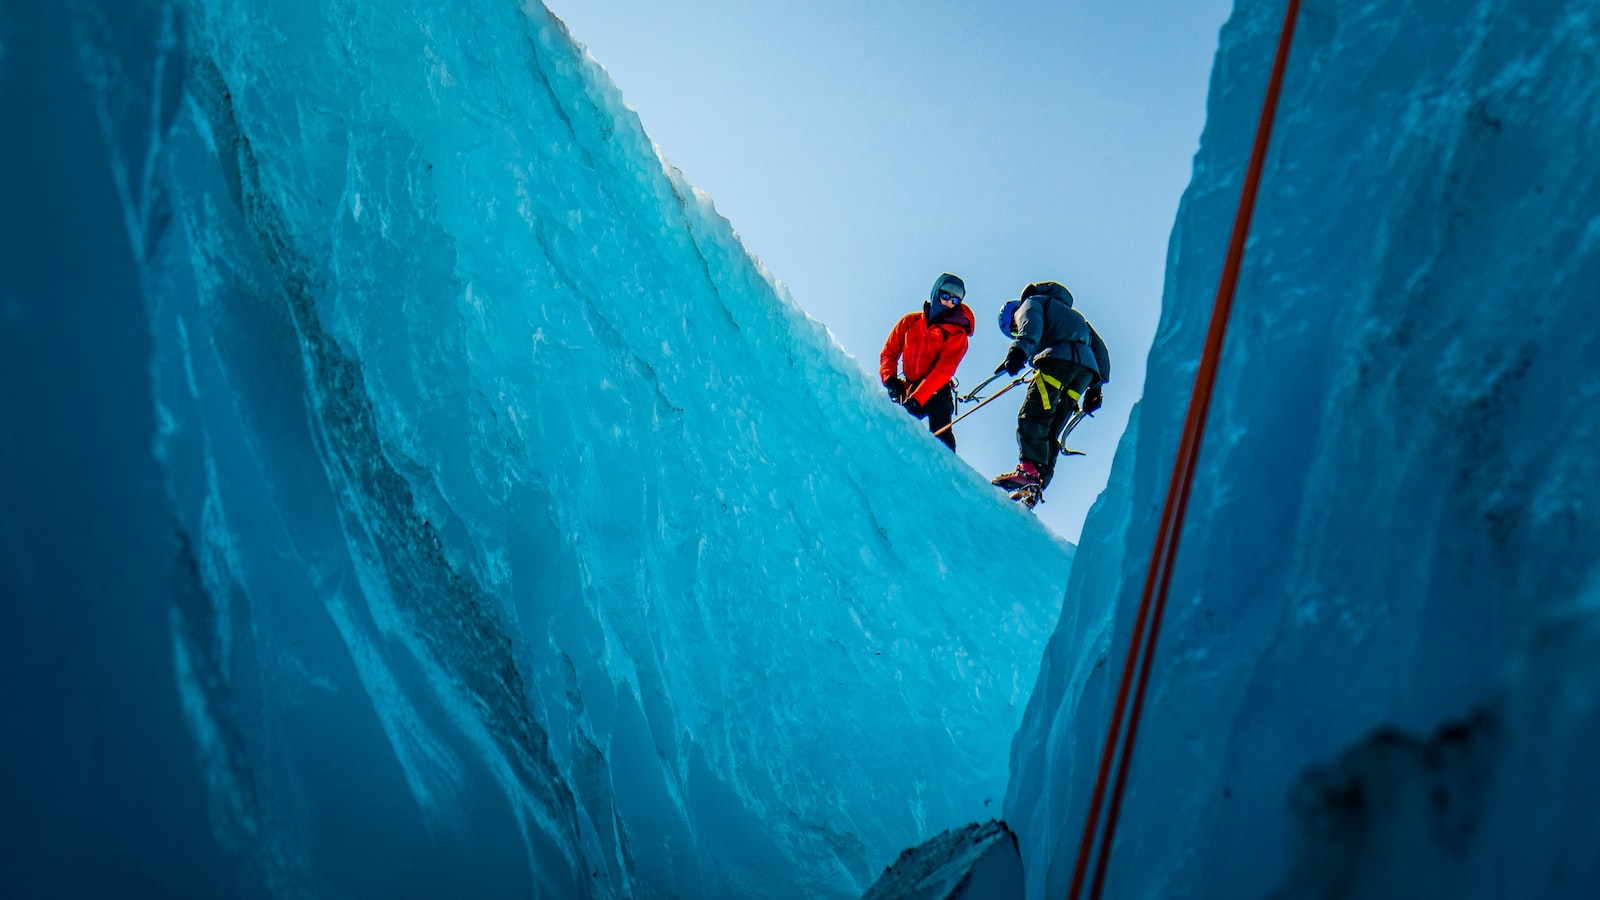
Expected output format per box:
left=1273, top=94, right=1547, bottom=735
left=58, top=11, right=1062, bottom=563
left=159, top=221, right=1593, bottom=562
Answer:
left=0, top=1, right=1074, bottom=897
left=1006, top=0, right=1600, bottom=897
left=2, top=4, right=238, bottom=897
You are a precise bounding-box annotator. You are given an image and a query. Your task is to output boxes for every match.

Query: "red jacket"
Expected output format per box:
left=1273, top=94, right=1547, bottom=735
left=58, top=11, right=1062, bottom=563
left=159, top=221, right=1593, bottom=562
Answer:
left=879, top=303, right=975, bottom=405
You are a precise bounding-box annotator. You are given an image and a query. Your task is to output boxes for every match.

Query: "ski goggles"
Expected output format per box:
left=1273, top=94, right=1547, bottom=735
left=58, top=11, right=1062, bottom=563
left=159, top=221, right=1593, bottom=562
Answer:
left=937, top=291, right=963, bottom=303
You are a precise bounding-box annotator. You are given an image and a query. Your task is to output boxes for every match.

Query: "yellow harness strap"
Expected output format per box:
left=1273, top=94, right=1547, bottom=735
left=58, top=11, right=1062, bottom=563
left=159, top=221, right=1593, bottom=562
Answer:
left=1036, top=372, right=1081, bottom=412
left=1038, top=372, right=1061, bottom=411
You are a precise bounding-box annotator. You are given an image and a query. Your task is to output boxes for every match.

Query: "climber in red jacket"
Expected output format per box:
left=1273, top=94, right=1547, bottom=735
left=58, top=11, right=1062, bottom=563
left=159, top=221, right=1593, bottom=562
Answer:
left=879, top=273, right=975, bottom=451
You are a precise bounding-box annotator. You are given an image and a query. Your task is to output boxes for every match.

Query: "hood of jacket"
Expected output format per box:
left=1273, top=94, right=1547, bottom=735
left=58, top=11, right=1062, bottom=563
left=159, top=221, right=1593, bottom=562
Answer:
left=1021, top=281, right=1075, bottom=308
left=929, top=272, right=967, bottom=305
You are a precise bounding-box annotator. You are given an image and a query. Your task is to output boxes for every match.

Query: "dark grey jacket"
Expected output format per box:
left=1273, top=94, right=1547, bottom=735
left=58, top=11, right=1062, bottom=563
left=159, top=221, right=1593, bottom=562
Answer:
left=1008, top=283, right=1111, bottom=383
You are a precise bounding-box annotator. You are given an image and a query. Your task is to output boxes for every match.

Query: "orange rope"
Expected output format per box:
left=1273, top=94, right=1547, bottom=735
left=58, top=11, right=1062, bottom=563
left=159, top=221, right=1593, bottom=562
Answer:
left=1066, top=2, right=1303, bottom=897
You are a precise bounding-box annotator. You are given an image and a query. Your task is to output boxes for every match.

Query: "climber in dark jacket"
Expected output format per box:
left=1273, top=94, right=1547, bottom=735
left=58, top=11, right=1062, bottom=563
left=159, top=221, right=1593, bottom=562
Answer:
left=989, top=281, right=1110, bottom=502
left=879, top=273, right=975, bottom=451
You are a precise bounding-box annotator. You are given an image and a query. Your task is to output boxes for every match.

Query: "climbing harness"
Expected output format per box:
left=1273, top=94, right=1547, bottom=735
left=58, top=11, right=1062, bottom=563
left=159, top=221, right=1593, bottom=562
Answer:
left=1036, top=372, right=1083, bottom=413
left=1066, top=3, right=1303, bottom=899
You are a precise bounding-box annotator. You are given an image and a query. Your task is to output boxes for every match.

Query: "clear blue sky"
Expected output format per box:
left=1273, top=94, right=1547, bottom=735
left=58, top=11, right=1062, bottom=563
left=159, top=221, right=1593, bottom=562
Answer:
left=546, top=0, right=1233, bottom=542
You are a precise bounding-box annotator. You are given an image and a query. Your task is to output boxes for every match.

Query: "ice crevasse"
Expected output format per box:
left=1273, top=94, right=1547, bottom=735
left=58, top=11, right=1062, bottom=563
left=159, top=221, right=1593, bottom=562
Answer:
left=4, top=0, right=1600, bottom=899
left=4, top=0, right=1070, bottom=898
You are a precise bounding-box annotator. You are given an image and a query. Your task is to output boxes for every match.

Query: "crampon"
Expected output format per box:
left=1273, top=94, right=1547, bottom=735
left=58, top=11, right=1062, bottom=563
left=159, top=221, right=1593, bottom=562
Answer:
left=1008, top=484, right=1043, bottom=510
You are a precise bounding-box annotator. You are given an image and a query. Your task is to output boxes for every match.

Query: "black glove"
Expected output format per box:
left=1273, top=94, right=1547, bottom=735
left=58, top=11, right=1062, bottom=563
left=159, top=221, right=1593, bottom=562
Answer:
left=885, top=376, right=907, bottom=403
left=997, top=346, right=1028, bottom=376
left=902, top=395, right=927, bottom=419
left=1083, top=383, right=1104, bottom=415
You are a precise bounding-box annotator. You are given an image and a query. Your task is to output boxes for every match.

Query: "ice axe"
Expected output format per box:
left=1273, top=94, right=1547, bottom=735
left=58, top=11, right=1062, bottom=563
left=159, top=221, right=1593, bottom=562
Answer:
left=958, top=372, right=1009, bottom=403
left=933, top=373, right=1031, bottom=438
left=1054, top=409, right=1088, bottom=457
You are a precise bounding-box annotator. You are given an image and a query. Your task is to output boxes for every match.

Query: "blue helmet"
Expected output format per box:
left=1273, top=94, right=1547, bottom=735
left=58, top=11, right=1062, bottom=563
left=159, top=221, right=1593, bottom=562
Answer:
left=998, top=299, right=1022, bottom=339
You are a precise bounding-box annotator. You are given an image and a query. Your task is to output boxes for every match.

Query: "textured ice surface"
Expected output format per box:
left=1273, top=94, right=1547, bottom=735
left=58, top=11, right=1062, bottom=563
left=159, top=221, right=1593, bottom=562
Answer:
left=861, top=820, right=1024, bottom=900
left=3, top=1, right=1070, bottom=898
left=1005, top=0, right=1600, bottom=897
left=14, top=0, right=1597, bottom=897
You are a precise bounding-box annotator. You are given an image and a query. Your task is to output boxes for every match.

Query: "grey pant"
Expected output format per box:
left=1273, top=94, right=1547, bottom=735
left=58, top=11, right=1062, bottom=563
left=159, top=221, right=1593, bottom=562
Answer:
left=1016, top=357, right=1096, bottom=489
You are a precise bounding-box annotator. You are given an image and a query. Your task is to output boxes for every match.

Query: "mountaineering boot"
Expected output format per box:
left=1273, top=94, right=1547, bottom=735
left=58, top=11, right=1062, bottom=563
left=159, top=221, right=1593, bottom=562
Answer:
left=991, top=459, right=1041, bottom=491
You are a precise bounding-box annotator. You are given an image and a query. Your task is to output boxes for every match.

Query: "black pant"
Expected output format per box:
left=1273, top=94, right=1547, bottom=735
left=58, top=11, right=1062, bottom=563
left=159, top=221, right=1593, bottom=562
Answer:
left=923, top=384, right=958, bottom=451
left=1016, top=357, right=1095, bottom=488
